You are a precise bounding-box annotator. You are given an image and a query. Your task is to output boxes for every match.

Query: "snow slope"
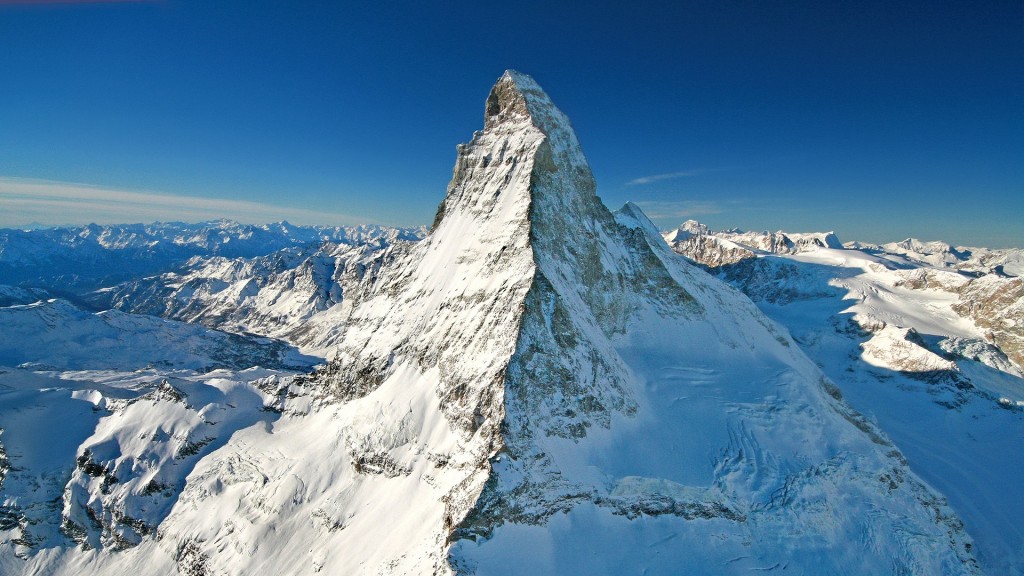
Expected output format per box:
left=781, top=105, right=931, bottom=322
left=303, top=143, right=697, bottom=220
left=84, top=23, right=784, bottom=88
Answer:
left=0, top=299, right=318, bottom=571
left=0, top=299, right=315, bottom=372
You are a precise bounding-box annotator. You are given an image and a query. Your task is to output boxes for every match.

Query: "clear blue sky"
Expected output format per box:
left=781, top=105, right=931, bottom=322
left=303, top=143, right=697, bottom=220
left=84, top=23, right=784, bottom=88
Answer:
left=1, top=0, right=1021, bottom=247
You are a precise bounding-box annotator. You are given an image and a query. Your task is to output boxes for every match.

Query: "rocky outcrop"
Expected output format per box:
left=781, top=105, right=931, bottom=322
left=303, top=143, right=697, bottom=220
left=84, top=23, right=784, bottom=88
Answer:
left=892, top=267, right=1024, bottom=372
left=953, top=275, right=1024, bottom=370
left=666, top=233, right=755, bottom=268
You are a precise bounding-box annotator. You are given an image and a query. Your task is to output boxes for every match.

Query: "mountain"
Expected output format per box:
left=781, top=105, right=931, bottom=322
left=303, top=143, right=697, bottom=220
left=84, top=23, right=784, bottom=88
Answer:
left=667, top=221, right=1024, bottom=574
left=878, top=238, right=1024, bottom=277
left=440, top=72, right=974, bottom=575
left=0, top=71, right=989, bottom=575
left=0, top=285, right=51, bottom=307
left=87, top=237, right=415, bottom=355
left=0, top=298, right=318, bottom=565
left=665, top=223, right=1024, bottom=374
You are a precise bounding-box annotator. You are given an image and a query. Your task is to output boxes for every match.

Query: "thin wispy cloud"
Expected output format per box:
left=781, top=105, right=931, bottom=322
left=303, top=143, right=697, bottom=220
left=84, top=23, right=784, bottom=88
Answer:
left=631, top=200, right=725, bottom=220
left=0, top=177, right=371, bottom=227
left=625, top=170, right=705, bottom=187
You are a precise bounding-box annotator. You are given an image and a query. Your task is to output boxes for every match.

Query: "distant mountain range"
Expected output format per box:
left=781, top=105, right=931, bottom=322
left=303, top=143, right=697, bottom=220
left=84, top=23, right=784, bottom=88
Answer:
left=0, top=219, right=425, bottom=294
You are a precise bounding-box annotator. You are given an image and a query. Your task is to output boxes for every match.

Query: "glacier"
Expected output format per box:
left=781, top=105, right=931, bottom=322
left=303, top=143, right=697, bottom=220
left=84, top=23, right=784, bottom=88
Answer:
left=668, top=220, right=1024, bottom=575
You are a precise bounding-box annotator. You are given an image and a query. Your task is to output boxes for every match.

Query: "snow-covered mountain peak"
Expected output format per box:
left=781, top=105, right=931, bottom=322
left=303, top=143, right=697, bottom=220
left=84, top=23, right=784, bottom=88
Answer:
left=434, top=70, right=596, bottom=239
left=483, top=70, right=591, bottom=175
left=483, top=70, right=534, bottom=129
left=664, top=219, right=711, bottom=243
left=486, top=71, right=570, bottom=138
left=680, top=218, right=710, bottom=234
left=613, top=201, right=657, bottom=230
left=446, top=76, right=978, bottom=573
left=893, top=237, right=959, bottom=255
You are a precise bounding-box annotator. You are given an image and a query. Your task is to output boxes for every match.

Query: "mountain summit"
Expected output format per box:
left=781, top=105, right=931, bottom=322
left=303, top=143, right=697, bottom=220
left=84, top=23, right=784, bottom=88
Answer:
left=2, top=71, right=979, bottom=575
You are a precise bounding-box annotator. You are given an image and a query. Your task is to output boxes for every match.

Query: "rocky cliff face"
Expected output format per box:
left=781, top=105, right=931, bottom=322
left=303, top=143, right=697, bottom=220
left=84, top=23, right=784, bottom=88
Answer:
left=1, top=72, right=982, bottom=575
left=893, top=267, right=1024, bottom=372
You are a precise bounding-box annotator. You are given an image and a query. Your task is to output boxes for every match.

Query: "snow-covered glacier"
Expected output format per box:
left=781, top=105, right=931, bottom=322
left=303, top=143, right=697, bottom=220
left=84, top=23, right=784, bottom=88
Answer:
left=667, top=221, right=1024, bottom=575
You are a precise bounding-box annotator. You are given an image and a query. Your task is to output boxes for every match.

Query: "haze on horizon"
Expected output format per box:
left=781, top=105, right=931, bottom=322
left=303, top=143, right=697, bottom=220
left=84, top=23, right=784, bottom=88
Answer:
left=0, top=1, right=1021, bottom=248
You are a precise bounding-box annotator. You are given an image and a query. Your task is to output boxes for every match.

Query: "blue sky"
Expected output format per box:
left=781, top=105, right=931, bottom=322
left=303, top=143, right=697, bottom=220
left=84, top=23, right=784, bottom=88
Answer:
left=0, top=1, right=1021, bottom=247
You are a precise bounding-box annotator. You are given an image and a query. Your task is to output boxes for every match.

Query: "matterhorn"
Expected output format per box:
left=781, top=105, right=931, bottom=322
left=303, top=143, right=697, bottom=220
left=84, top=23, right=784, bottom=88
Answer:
left=1, top=71, right=977, bottom=575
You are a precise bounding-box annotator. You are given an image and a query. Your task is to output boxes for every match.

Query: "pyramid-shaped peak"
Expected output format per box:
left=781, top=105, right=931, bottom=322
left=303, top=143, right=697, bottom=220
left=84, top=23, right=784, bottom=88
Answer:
left=483, top=71, right=583, bottom=155
left=485, top=70, right=544, bottom=129
left=480, top=71, right=591, bottom=177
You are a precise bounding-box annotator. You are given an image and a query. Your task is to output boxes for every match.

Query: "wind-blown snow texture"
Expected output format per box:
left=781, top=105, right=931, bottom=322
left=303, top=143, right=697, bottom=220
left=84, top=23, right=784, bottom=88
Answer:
left=0, top=72, right=991, bottom=575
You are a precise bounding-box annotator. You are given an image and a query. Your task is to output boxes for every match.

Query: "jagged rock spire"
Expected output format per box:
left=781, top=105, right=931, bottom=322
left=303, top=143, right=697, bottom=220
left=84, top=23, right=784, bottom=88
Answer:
left=431, top=70, right=599, bottom=233
left=484, top=71, right=533, bottom=129
left=482, top=70, right=592, bottom=174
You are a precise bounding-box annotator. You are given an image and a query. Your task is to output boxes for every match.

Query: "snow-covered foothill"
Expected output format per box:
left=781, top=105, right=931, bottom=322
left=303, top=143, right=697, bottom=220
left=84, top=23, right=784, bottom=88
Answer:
left=0, top=298, right=316, bottom=372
